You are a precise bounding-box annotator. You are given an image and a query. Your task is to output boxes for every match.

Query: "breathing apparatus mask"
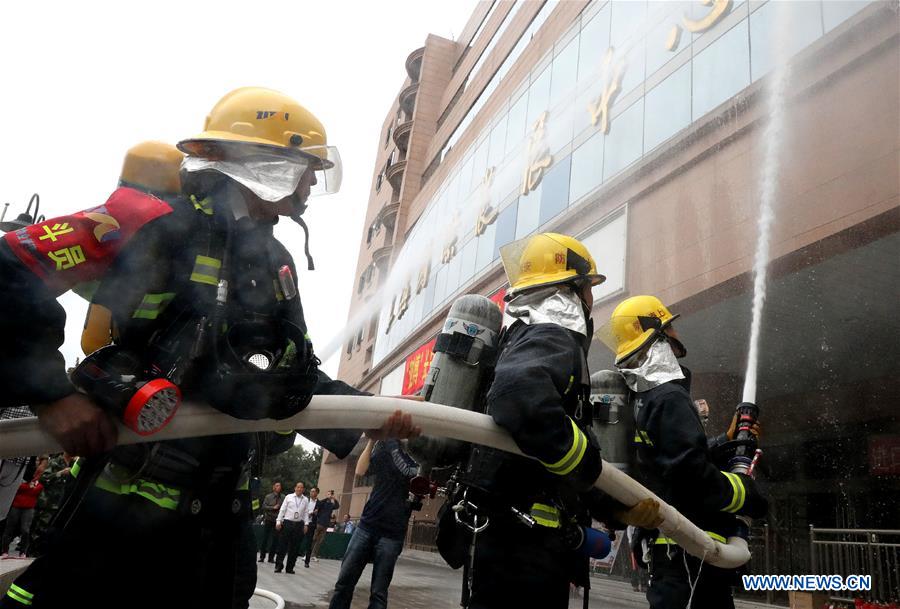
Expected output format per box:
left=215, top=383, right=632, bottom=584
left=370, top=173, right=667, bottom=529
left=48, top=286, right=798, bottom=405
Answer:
left=202, top=316, right=319, bottom=421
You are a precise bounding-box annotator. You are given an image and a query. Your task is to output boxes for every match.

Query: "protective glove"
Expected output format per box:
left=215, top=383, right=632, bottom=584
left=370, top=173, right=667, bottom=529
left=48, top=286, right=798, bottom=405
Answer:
left=733, top=473, right=768, bottom=519
left=614, top=498, right=664, bottom=529
left=726, top=412, right=761, bottom=441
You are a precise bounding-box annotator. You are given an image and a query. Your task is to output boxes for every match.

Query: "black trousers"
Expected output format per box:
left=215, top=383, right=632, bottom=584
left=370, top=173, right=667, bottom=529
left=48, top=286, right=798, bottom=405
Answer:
left=0, top=486, right=257, bottom=609
left=275, top=520, right=305, bottom=571
left=647, top=545, right=736, bottom=609
left=258, top=520, right=279, bottom=560
left=302, top=522, right=317, bottom=565
left=467, top=520, right=572, bottom=609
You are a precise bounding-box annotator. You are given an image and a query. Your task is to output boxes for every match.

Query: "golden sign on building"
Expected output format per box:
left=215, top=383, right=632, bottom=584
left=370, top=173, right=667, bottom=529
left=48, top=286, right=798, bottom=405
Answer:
left=441, top=235, right=459, bottom=264
left=475, top=166, right=498, bottom=236
left=396, top=285, right=411, bottom=320
left=666, top=0, right=733, bottom=52
left=588, top=47, right=626, bottom=134
left=522, top=111, right=553, bottom=196
left=415, top=262, right=430, bottom=294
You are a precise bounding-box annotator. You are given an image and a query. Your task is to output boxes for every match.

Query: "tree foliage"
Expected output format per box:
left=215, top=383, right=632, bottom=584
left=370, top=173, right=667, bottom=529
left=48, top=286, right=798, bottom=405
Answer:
left=260, top=443, right=322, bottom=493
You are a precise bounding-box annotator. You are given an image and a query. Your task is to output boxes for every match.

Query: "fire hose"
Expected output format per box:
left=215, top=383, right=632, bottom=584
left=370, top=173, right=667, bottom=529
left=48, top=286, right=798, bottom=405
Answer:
left=0, top=395, right=750, bottom=568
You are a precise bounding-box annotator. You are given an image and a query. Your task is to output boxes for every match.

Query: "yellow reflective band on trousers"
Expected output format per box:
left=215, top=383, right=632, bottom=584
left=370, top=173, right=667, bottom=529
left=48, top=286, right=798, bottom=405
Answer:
left=530, top=503, right=561, bottom=528
left=70, top=458, right=81, bottom=478
left=541, top=418, right=587, bottom=476
left=95, top=473, right=181, bottom=511
left=633, top=430, right=654, bottom=447
left=6, top=584, right=33, bottom=606
left=132, top=292, right=176, bottom=320
left=191, top=195, right=214, bottom=216
left=654, top=531, right=727, bottom=545
left=252, top=499, right=260, bottom=511
left=721, top=471, right=746, bottom=513
left=190, top=255, right=222, bottom=286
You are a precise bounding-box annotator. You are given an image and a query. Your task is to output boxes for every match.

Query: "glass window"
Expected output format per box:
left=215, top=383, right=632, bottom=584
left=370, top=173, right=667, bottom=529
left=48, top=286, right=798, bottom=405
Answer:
left=579, top=212, right=627, bottom=302
left=569, top=129, right=604, bottom=204
left=515, top=182, right=542, bottom=239
left=459, top=237, right=478, bottom=288
left=421, top=262, right=436, bottom=313
left=475, top=220, right=497, bottom=272
left=603, top=98, right=644, bottom=180
left=472, top=137, right=490, bottom=185
left=493, top=199, right=518, bottom=258
left=488, top=112, right=508, bottom=168
left=505, top=92, right=528, bottom=157
left=578, top=4, right=611, bottom=84
left=494, top=156, right=523, bottom=205
left=539, top=155, right=572, bottom=226
left=458, top=154, right=475, bottom=199
left=644, top=61, right=691, bottom=152
left=610, top=1, right=648, bottom=49
left=433, top=264, right=448, bottom=308
left=549, top=37, right=580, bottom=109
left=619, top=39, right=646, bottom=98
left=750, top=1, right=823, bottom=81
left=645, top=2, right=689, bottom=76
left=547, top=101, right=575, bottom=157
left=823, top=1, right=873, bottom=32
left=411, top=290, right=425, bottom=326
left=692, top=19, right=750, bottom=120
left=445, top=250, right=462, bottom=299
left=526, top=67, right=552, bottom=134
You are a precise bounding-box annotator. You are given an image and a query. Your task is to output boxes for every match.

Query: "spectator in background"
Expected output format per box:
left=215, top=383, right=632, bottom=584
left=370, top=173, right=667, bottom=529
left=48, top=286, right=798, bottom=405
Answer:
left=307, top=489, right=340, bottom=564
left=275, top=482, right=309, bottom=574
left=29, top=453, right=75, bottom=557
left=258, top=482, right=284, bottom=563
left=301, top=487, right=320, bottom=568
left=328, top=439, right=418, bottom=609
left=1, top=458, right=47, bottom=558
left=341, top=515, right=355, bottom=536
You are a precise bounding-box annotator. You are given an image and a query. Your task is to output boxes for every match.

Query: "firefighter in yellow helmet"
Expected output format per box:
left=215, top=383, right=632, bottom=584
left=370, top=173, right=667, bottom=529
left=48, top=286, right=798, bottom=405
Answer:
left=597, top=295, right=768, bottom=609
left=443, top=233, right=663, bottom=609
left=0, top=87, right=416, bottom=609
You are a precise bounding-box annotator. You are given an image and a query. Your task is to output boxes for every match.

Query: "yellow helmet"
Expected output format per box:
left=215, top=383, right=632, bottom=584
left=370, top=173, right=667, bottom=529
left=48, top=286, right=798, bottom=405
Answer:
left=119, top=141, right=184, bottom=196
left=178, top=87, right=342, bottom=194
left=500, top=233, right=605, bottom=296
left=597, top=295, right=679, bottom=365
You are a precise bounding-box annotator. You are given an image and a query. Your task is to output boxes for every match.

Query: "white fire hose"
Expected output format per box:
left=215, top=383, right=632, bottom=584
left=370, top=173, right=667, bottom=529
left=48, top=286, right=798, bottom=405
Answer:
left=0, top=396, right=750, bottom=568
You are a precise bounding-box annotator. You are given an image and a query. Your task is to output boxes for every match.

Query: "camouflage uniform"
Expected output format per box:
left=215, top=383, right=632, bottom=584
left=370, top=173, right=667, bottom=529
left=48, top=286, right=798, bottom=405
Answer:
left=28, top=455, right=73, bottom=557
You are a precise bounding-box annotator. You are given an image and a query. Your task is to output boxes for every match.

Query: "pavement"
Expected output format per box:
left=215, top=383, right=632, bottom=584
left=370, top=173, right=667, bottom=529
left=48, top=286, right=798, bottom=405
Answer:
left=250, top=550, right=783, bottom=609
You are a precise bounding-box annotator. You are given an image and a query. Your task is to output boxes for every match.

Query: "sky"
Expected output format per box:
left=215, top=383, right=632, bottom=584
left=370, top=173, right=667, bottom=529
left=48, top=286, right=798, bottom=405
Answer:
left=0, top=0, right=479, bottom=381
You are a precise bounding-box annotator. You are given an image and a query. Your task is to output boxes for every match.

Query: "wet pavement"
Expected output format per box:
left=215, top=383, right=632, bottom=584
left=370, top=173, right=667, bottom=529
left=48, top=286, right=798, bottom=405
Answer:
left=251, top=550, right=779, bottom=609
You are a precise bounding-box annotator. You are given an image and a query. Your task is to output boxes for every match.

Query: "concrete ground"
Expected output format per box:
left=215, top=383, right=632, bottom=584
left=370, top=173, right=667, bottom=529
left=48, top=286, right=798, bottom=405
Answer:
left=251, top=550, right=781, bottom=609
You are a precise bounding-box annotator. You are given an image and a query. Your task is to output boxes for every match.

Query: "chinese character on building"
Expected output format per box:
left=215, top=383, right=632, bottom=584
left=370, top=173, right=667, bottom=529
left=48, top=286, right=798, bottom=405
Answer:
left=522, top=111, right=553, bottom=196
left=666, top=0, right=733, bottom=52
left=588, top=47, right=626, bottom=134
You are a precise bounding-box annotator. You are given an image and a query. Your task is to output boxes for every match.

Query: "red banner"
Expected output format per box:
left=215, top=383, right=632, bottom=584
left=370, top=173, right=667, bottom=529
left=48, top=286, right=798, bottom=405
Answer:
left=869, top=436, right=900, bottom=476
left=489, top=287, right=507, bottom=313
left=401, top=337, right=437, bottom=396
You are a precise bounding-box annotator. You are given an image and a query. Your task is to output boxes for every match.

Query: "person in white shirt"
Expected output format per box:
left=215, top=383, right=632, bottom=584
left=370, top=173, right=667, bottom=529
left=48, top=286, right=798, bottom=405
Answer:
left=274, top=482, right=309, bottom=574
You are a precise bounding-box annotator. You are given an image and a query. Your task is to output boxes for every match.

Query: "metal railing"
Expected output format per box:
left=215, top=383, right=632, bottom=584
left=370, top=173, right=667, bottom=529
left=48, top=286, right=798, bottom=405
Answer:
left=810, top=527, right=900, bottom=602
left=405, top=519, right=439, bottom=552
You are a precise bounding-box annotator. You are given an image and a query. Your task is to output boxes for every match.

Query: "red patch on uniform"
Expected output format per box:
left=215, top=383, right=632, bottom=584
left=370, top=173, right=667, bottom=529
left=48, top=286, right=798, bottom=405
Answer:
left=3, top=187, right=173, bottom=294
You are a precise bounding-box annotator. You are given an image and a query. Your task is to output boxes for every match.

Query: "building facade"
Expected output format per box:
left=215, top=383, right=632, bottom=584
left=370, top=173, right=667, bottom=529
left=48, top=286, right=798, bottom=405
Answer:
left=319, top=0, right=899, bottom=592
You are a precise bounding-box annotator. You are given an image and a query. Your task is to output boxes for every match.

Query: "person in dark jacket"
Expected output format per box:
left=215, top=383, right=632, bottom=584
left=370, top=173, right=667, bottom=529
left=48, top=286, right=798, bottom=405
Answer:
left=449, top=233, right=662, bottom=609
left=599, top=295, right=769, bottom=609
left=328, top=438, right=418, bottom=609
left=0, top=87, right=417, bottom=609
left=258, top=481, right=284, bottom=563
left=306, top=488, right=339, bottom=564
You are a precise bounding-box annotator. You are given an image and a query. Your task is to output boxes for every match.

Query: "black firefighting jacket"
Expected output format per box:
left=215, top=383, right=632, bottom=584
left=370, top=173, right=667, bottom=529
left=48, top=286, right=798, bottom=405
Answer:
left=631, top=370, right=767, bottom=543
left=464, top=320, right=613, bottom=527
left=0, top=186, right=361, bottom=480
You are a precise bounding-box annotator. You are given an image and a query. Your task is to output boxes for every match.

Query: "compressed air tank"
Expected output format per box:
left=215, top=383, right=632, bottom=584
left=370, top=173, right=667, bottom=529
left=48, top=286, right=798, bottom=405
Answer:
left=406, top=294, right=503, bottom=473
left=590, top=370, right=634, bottom=474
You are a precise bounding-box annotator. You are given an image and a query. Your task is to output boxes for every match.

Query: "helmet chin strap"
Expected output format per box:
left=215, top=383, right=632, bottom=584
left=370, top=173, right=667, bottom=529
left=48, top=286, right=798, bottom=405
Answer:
left=291, top=213, right=315, bottom=271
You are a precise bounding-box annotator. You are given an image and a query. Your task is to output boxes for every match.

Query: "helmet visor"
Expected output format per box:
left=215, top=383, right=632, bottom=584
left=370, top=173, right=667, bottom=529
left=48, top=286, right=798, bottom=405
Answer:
left=181, top=149, right=310, bottom=203
left=499, top=236, right=532, bottom=291
left=301, top=145, right=343, bottom=196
